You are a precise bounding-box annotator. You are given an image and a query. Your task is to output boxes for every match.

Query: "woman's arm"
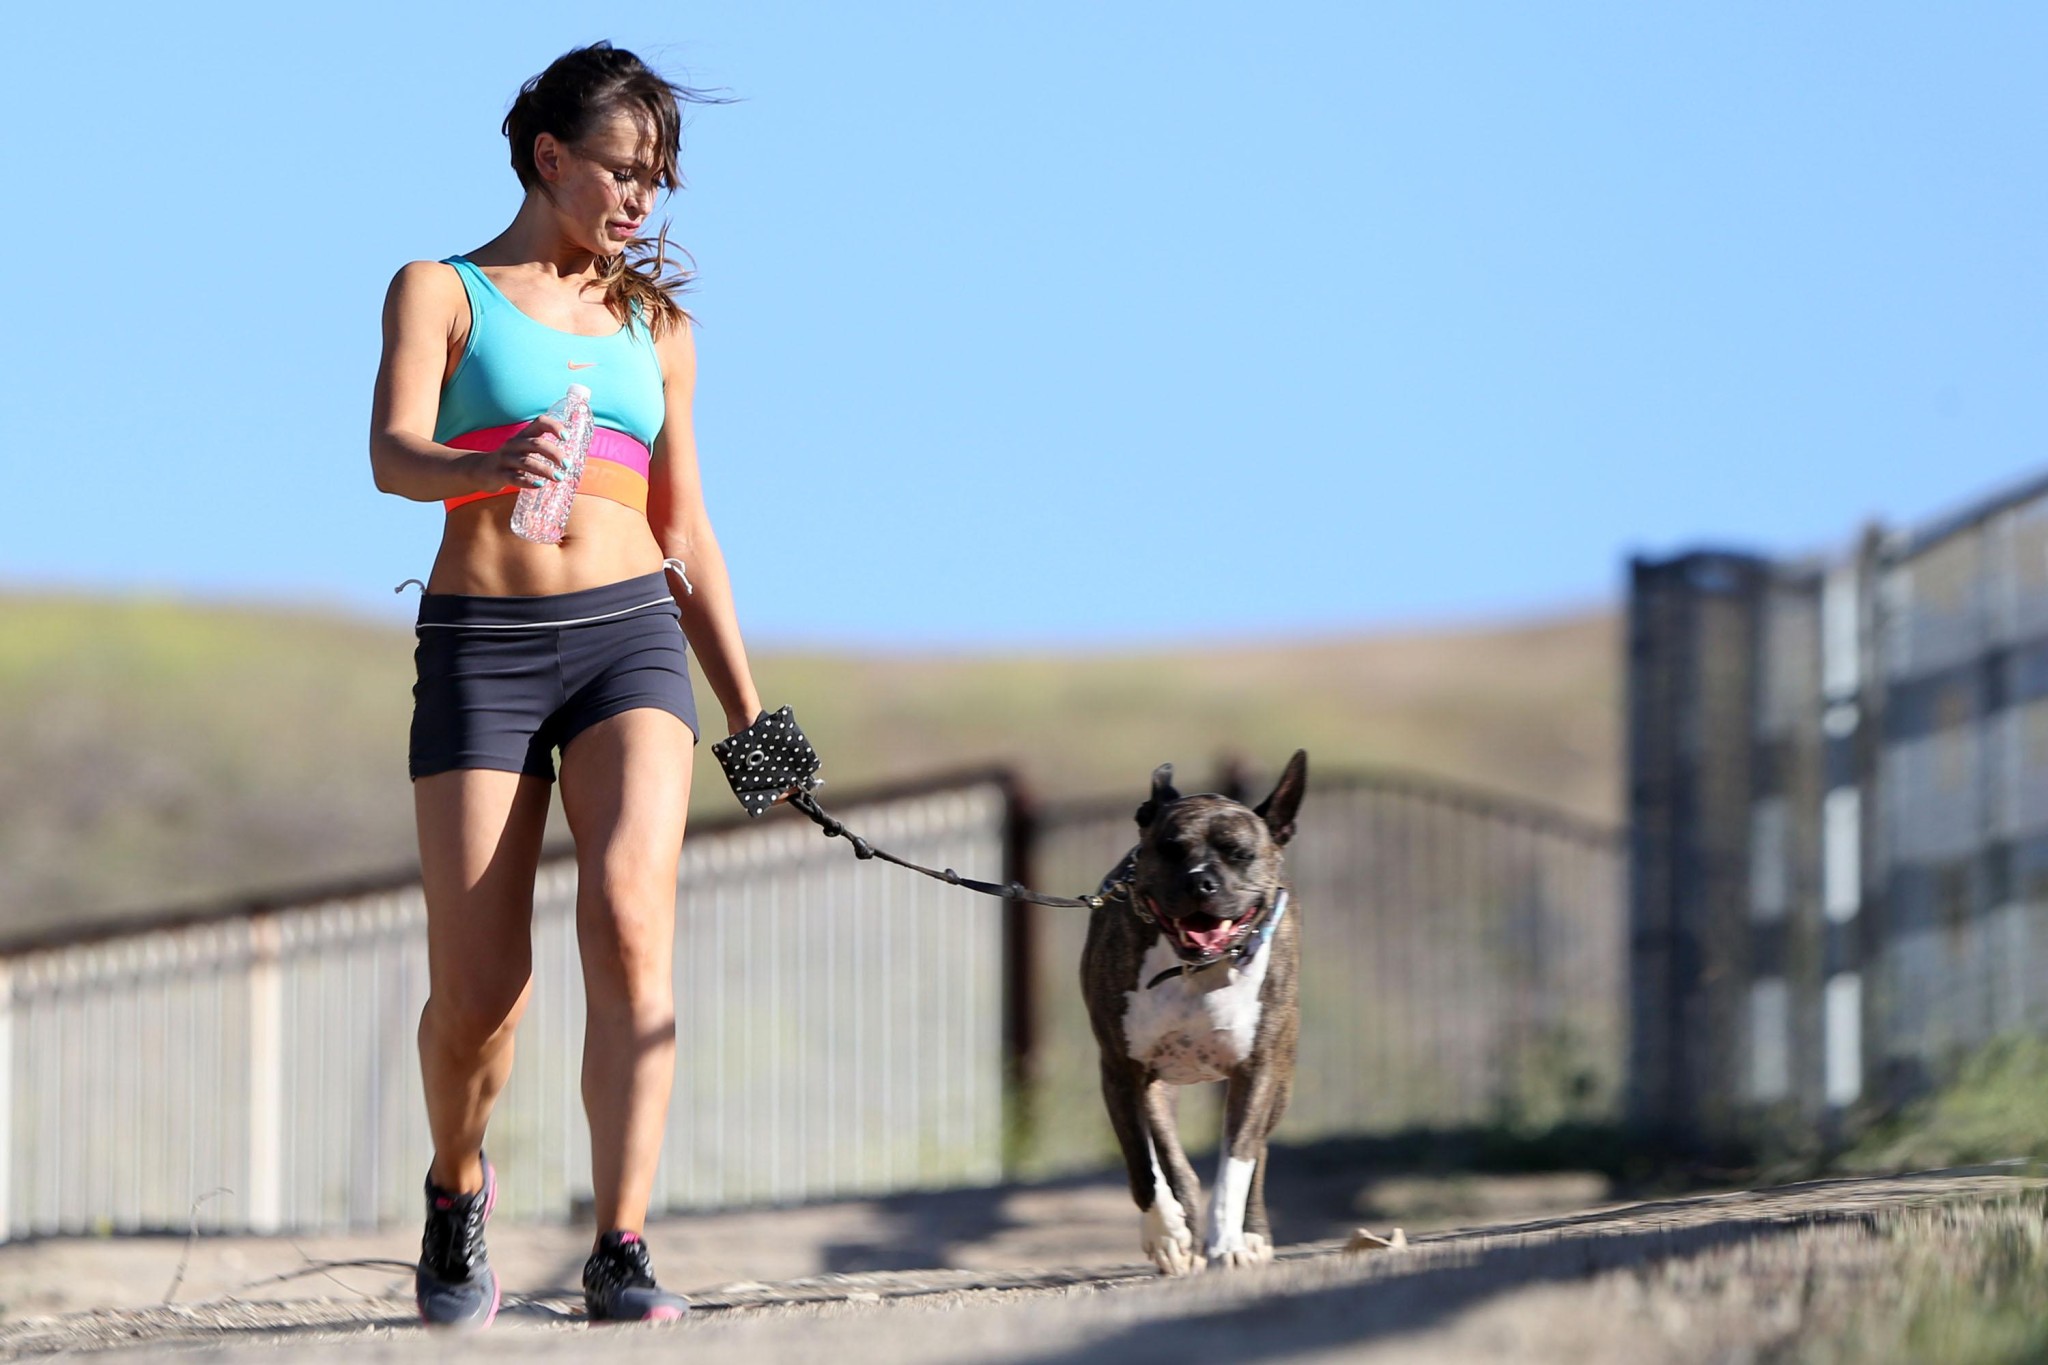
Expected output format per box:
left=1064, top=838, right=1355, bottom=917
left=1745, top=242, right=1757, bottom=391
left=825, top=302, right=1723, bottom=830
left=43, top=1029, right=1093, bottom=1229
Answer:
left=647, top=319, right=765, bottom=736
left=368, top=261, right=568, bottom=501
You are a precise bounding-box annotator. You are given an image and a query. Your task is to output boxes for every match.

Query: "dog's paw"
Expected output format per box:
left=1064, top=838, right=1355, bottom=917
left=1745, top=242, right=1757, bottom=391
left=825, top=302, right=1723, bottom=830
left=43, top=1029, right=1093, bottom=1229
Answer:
left=1141, top=1205, right=1206, bottom=1276
left=1145, top=1235, right=1206, bottom=1276
left=1210, top=1232, right=1273, bottom=1270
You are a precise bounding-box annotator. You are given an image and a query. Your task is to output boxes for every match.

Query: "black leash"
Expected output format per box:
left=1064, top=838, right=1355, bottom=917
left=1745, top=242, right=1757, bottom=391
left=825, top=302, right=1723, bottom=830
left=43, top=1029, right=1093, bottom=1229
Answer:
left=785, top=789, right=1283, bottom=991
left=785, top=790, right=1121, bottom=911
left=719, top=706, right=1123, bottom=910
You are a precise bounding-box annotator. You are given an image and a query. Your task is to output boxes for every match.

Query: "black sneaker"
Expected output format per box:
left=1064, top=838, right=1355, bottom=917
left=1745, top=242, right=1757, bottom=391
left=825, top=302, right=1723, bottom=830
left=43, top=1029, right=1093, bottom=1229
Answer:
left=582, top=1229, right=690, bottom=1322
left=414, top=1152, right=500, bottom=1331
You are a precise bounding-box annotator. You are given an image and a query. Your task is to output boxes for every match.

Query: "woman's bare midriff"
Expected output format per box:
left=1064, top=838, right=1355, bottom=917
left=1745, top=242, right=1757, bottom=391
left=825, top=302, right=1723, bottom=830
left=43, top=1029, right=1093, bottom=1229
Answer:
left=427, top=495, right=666, bottom=596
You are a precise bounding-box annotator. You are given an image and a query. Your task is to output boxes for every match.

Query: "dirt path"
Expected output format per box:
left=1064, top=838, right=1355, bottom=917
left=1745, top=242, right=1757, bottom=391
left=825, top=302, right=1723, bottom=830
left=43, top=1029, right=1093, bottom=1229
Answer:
left=0, top=1169, right=2033, bottom=1362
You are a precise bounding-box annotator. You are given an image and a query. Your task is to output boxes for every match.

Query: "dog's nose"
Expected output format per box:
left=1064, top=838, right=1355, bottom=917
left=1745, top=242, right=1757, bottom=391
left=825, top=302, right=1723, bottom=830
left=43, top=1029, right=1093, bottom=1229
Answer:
left=1185, top=867, right=1221, bottom=898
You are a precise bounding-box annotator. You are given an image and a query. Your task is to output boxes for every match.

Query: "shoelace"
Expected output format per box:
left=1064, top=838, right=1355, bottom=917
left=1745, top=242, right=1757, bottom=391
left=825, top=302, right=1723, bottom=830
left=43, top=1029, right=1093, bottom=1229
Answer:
left=585, top=1235, right=657, bottom=1294
left=422, top=1188, right=490, bottom=1280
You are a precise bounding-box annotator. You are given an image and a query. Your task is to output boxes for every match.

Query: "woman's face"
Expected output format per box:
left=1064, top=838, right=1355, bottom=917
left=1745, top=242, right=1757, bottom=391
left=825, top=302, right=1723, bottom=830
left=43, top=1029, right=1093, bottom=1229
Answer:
left=536, top=111, right=664, bottom=255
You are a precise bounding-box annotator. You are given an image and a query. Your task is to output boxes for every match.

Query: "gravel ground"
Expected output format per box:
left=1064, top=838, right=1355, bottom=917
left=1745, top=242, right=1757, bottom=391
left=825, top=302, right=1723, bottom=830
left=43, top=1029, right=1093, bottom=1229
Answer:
left=0, top=1169, right=2034, bottom=1362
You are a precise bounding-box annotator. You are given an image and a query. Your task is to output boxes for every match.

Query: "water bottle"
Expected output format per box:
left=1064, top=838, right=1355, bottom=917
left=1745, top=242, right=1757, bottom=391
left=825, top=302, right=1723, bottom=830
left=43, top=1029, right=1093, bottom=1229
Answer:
left=509, top=384, right=595, bottom=544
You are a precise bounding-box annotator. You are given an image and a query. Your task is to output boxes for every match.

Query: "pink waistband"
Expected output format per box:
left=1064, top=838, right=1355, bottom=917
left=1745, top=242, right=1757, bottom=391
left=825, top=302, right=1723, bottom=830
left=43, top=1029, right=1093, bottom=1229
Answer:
left=443, top=422, right=652, bottom=478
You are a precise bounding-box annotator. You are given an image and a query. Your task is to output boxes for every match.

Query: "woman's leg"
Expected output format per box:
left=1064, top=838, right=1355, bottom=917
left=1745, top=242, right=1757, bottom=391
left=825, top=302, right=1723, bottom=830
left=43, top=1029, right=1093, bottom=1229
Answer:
left=414, top=767, right=553, bottom=1192
left=557, top=708, right=694, bottom=1231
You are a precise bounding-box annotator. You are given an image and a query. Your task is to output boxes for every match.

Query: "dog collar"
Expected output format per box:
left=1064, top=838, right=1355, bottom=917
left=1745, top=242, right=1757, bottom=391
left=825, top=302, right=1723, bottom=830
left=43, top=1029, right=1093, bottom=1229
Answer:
left=1144, top=888, right=1289, bottom=990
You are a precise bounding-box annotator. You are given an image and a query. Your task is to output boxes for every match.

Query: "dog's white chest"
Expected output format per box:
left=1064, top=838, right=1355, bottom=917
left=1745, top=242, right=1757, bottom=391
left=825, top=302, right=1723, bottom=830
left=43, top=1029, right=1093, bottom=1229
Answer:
left=1122, top=939, right=1269, bottom=1084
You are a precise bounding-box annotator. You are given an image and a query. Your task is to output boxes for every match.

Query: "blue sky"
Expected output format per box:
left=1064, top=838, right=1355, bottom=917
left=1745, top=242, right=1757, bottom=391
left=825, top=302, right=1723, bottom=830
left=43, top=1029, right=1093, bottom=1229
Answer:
left=6, top=3, right=2043, bottom=646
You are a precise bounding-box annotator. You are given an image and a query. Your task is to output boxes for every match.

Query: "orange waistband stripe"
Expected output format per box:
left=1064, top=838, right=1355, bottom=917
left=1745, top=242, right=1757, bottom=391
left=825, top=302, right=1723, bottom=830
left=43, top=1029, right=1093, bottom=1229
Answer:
left=441, top=425, right=651, bottom=517
left=443, top=459, right=649, bottom=516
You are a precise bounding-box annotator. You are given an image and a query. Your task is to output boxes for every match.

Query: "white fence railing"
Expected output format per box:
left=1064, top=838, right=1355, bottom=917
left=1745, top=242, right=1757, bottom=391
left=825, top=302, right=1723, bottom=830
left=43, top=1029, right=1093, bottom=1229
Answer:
left=2, top=779, right=1011, bottom=1238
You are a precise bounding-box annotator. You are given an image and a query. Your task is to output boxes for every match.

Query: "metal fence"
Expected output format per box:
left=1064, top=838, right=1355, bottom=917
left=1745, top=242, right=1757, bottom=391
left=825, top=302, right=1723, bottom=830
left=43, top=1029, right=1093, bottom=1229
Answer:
left=3, top=762, right=1628, bottom=1237
left=1018, top=769, right=1626, bottom=1176
left=1630, top=467, right=2048, bottom=1155
left=1, top=778, right=1010, bottom=1238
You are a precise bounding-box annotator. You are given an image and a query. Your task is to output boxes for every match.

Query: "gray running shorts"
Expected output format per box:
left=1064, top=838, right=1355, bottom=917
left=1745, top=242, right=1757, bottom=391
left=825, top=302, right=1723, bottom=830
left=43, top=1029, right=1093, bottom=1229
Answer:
left=408, top=569, right=700, bottom=782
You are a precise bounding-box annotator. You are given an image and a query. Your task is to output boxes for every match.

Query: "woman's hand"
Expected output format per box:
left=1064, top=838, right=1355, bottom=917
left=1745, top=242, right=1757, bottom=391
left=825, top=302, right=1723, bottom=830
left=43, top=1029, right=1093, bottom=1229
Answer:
left=464, top=416, right=572, bottom=493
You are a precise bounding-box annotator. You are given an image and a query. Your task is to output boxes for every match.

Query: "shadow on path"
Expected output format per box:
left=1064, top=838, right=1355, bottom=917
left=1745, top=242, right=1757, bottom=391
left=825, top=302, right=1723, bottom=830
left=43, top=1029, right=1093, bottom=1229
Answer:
left=1012, top=1210, right=1827, bottom=1365
left=816, top=1128, right=1621, bottom=1272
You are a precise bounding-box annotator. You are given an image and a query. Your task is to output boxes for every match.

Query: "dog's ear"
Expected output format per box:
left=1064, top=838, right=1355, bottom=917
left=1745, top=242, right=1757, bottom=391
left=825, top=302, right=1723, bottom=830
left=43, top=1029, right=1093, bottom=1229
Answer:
left=1253, top=750, right=1309, bottom=846
left=1135, top=763, right=1180, bottom=828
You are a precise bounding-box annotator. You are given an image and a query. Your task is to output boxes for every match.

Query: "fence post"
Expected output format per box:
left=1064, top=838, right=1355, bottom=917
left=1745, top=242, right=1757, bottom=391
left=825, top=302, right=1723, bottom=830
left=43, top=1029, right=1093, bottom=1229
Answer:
left=1628, top=554, right=1682, bottom=1145
left=1749, top=567, right=1828, bottom=1155
left=1000, top=772, right=1041, bottom=1177
left=1816, top=532, right=1878, bottom=1139
left=1628, top=551, right=1767, bottom=1158
left=247, top=915, right=282, bottom=1233
left=1849, top=524, right=1886, bottom=1126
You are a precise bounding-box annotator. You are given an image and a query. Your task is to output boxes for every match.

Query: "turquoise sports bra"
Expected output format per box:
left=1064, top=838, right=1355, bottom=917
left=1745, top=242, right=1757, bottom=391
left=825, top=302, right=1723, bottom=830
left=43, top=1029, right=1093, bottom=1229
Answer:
left=432, top=255, right=666, bottom=448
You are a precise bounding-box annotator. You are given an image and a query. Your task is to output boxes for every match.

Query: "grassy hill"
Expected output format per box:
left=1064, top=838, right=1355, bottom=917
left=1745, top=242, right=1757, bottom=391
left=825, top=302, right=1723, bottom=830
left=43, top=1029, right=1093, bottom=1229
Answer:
left=0, top=593, right=1619, bottom=941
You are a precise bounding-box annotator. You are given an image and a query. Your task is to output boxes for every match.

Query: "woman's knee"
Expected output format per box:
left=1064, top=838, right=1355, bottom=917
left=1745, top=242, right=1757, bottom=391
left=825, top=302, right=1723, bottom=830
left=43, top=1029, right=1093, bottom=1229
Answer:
left=579, top=912, right=675, bottom=1010
left=580, top=848, right=676, bottom=944
left=584, top=934, right=675, bottom=1008
left=421, top=978, right=532, bottom=1055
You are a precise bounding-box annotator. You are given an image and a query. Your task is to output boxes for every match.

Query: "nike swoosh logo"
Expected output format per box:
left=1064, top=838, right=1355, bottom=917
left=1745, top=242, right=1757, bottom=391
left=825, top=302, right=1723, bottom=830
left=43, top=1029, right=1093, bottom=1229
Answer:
left=567, top=361, right=596, bottom=370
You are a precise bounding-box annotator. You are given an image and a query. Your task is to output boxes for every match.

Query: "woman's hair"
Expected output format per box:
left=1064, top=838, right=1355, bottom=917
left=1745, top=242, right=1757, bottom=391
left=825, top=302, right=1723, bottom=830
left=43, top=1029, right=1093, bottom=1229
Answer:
left=503, top=42, right=726, bottom=339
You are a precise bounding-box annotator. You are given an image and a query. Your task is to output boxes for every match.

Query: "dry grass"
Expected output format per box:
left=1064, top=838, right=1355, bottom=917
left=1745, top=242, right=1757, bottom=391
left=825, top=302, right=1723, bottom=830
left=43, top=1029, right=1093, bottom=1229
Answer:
left=0, top=591, right=1618, bottom=938
left=768, top=608, right=1620, bottom=819
left=1837, top=1036, right=2048, bottom=1175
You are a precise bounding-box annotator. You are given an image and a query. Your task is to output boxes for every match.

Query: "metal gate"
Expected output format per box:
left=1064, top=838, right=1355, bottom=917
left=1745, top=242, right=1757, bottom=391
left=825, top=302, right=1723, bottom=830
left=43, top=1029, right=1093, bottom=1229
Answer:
left=1630, top=466, right=2048, bottom=1155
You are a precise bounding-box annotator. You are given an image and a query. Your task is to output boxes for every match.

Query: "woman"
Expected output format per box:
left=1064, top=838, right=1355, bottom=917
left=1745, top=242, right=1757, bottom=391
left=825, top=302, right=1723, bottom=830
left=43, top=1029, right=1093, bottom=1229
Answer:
left=368, top=42, right=758, bottom=1328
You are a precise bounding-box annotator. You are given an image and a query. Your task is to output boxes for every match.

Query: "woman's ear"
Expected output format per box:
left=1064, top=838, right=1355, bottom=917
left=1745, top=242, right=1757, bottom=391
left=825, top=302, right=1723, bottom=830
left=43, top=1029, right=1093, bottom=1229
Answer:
left=534, top=132, right=566, bottom=185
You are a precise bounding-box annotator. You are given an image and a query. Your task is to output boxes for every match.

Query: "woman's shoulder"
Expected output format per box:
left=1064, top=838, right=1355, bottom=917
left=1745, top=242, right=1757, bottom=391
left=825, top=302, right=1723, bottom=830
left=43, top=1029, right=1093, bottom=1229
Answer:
left=380, top=259, right=474, bottom=331
left=385, top=257, right=468, bottom=298
left=648, top=308, right=696, bottom=379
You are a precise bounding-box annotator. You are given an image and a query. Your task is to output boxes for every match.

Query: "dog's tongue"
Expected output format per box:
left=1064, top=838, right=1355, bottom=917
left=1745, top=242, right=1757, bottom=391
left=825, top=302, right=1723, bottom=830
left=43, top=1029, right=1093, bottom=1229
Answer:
left=1183, top=918, right=1237, bottom=954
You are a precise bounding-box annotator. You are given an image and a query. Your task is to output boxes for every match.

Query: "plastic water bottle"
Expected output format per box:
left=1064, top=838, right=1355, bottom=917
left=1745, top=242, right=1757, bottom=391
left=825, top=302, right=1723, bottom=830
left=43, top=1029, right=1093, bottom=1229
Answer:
left=509, top=384, right=595, bottom=544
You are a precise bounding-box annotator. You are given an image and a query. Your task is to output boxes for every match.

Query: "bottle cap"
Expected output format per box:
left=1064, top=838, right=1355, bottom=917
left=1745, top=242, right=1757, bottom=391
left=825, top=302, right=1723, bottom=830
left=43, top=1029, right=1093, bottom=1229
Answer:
left=566, top=383, right=592, bottom=402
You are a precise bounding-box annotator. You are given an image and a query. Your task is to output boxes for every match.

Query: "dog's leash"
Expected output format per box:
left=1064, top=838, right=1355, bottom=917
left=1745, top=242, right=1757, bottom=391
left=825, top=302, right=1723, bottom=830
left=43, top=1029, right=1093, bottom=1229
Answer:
left=786, top=790, right=1125, bottom=911
left=716, top=707, right=1264, bottom=931
left=710, top=704, right=1121, bottom=910
left=790, top=789, right=1282, bottom=988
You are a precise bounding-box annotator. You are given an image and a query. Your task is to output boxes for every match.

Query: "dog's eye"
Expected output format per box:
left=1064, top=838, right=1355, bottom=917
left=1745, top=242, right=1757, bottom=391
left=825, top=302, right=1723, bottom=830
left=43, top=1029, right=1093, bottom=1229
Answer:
left=1216, top=842, right=1253, bottom=864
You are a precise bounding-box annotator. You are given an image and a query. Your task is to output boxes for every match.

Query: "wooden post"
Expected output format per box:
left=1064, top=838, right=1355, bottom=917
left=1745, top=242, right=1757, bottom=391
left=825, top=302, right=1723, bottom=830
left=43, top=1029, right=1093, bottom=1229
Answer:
left=1000, top=772, right=1041, bottom=1176
left=246, top=915, right=282, bottom=1233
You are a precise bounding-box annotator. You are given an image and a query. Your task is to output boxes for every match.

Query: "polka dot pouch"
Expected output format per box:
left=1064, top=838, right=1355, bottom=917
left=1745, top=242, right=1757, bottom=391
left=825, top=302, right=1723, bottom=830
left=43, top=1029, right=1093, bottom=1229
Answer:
left=712, top=705, right=823, bottom=818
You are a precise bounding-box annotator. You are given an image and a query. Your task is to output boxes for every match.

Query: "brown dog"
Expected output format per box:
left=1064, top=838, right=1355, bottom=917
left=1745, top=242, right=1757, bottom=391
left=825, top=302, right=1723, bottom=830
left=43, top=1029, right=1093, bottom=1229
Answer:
left=1080, top=752, right=1306, bottom=1274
